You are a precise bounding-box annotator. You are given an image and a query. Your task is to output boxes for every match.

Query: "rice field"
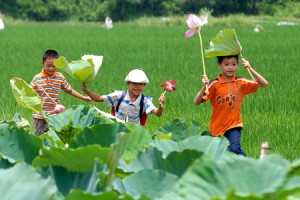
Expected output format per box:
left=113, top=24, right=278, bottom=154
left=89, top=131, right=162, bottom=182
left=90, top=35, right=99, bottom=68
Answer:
left=0, top=16, right=299, bottom=160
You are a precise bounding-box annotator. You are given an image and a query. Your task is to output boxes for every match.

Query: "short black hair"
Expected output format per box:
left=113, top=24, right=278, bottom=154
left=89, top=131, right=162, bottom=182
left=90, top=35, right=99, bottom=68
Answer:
left=217, top=55, right=239, bottom=64
left=42, top=49, right=59, bottom=63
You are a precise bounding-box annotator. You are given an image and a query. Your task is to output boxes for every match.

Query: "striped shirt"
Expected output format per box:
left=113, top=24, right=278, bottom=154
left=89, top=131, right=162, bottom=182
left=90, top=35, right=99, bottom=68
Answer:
left=202, top=74, right=259, bottom=136
left=30, top=69, right=72, bottom=119
left=102, top=90, right=156, bottom=124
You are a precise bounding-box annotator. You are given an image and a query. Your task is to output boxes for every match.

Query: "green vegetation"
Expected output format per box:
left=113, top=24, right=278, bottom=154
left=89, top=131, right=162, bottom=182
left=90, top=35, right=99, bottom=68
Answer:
left=0, top=15, right=299, bottom=163
left=0, top=0, right=299, bottom=21
left=1, top=106, right=300, bottom=199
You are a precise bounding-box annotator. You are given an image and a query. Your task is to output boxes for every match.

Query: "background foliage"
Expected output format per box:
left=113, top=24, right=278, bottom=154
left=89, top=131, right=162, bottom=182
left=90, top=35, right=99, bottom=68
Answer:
left=0, top=0, right=299, bottom=21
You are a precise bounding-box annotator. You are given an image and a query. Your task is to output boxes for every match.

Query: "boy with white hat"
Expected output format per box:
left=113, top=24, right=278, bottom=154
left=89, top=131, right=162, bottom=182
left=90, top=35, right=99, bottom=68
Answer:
left=82, top=69, right=166, bottom=125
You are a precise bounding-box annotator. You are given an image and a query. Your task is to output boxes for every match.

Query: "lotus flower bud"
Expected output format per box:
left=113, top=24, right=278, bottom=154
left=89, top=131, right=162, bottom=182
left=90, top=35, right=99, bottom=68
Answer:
left=54, top=104, right=66, bottom=114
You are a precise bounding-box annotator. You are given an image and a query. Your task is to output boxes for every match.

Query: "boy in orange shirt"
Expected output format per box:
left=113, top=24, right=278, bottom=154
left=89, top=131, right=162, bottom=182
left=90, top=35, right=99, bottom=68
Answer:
left=30, top=49, right=91, bottom=136
left=194, top=55, right=268, bottom=156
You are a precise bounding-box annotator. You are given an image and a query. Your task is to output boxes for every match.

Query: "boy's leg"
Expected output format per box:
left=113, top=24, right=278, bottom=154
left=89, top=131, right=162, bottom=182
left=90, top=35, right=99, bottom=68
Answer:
left=32, top=118, right=49, bottom=136
left=224, top=127, right=246, bottom=156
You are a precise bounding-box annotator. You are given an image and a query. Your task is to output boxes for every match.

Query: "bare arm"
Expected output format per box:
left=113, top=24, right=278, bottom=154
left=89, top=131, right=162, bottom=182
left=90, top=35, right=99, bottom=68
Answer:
left=151, top=94, right=166, bottom=117
left=82, top=84, right=104, bottom=102
left=69, top=89, right=91, bottom=102
left=194, top=75, right=209, bottom=105
left=242, top=58, right=269, bottom=88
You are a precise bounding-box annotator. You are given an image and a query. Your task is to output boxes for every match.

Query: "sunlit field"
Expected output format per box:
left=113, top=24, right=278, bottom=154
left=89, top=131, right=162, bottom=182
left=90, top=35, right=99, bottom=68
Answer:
left=0, top=16, right=299, bottom=160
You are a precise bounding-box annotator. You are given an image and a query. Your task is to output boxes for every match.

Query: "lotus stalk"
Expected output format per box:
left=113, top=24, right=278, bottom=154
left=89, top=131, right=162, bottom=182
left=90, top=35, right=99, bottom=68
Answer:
left=185, top=13, right=209, bottom=94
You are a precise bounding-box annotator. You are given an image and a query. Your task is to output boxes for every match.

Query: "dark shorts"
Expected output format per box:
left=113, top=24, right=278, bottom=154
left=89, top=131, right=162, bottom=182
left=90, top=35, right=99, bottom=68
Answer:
left=32, top=118, right=49, bottom=136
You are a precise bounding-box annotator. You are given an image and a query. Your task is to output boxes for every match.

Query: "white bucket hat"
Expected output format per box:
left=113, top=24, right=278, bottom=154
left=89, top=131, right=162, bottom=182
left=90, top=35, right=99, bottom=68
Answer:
left=125, top=69, right=149, bottom=84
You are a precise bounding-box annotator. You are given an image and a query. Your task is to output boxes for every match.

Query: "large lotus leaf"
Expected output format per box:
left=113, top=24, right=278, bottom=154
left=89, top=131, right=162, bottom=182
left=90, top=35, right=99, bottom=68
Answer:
left=53, top=56, right=68, bottom=69
left=65, top=190, right=136, bottom=200
left=45, top=105, right=118, bottom=144
left=174, top=154, right=295, bottom=200
left=69, top=122, right=151, bottom=162
left=0, top=124, right=42, bottom=164
left=0, top=163, right=61, bottom=200
left=112, top=169, right=178, bottom=199
left=32, top=144, right=109, bottom=173
left=155, top=119, right=201, bottom=142
left=120, top=146, right=204, bottom=177
left=10, top=77, right=41, bottom=112
left=54, top=56, right=103, bottom=84
left=48, top=163, right=104, bottom=196
left=205, top=28, right=242, bottom=58
left=151, top=135, right=229, bottom=159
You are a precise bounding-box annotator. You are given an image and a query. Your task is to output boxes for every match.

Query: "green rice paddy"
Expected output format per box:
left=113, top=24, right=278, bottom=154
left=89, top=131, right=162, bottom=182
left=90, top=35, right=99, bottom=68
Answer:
left=0, top=17, right=299, bottom=160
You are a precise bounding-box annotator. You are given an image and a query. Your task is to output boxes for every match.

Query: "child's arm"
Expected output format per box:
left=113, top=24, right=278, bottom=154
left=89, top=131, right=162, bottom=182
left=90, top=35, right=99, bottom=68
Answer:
left=242, top=58, right=269, bottom=88
left=69, top=89, right=91, bottom=102
left=151, top=94, right=166, bottom=117
left=194, top=75, right=209, bottom=105
left=82, top=84, right=104, bottom=102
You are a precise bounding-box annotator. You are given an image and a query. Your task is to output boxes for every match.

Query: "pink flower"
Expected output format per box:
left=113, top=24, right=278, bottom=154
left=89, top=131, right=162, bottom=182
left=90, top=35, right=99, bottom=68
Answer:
left=185, top=14, right=208, bottom=38
left=161, top=80, right=176, bottom=92
left=54, top=104, right=66, bottom=114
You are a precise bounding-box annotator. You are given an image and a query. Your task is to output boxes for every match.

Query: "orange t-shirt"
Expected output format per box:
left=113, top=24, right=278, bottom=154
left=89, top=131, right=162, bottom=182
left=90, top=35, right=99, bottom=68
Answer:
left=202, top=74, right=258, bottom=136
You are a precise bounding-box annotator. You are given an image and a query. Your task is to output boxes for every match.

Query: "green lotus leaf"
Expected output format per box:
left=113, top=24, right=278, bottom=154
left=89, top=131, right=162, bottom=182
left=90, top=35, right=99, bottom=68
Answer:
left=54, top=55, right=103, bottom=84
left=10, top=77, right=41, bottom=112
left=205, top=28, right=242, bottom=58
left=53, top=56, right=68, bottom=69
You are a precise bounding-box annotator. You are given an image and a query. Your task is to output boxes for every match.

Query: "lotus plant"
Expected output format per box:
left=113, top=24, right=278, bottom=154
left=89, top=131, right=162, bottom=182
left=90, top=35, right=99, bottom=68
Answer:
left=185, top=13, right=209, bottom=94
left=160, top=80, right=176, bottom=107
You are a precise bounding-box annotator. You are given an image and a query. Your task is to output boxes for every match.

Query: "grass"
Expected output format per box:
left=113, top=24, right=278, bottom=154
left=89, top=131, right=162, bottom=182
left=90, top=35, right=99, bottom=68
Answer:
left=0, top=15, right=299, bottom=160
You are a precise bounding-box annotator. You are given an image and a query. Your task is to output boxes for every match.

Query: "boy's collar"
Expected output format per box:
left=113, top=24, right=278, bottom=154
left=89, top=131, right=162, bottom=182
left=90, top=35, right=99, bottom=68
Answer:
left=218, top=74, right=236, bottom=83
left=125, top=89, right=142, bottom=106
left=41, top=69, right=57, bottom=77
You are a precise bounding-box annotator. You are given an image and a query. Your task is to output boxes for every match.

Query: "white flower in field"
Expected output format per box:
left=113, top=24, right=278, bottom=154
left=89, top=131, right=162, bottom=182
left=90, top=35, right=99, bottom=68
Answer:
left=254, top=24, right=263, bottom=33
left=105, top=16, right=113, bottom=29
left=0, top=12, right=4, bottom=30
left=81, top=54, right=103, bottom=72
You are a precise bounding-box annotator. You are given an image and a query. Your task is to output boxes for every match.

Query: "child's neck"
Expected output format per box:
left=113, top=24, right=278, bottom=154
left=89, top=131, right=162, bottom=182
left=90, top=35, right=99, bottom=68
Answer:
left=221, top=74, right=234, bottom=82
left=128, top=92, right=139, bottom=102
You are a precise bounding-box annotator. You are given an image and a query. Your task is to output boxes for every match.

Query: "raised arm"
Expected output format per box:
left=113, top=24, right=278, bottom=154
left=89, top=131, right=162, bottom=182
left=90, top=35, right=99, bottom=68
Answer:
left=194, top=75, right=209, bottom=105
left=81, top=84, right=104, bottom=102
left=151, top=94, right=166, bottom=117
left=242, top=58, right=269, bottom=88
left=69, top=89, right=91, bottom=102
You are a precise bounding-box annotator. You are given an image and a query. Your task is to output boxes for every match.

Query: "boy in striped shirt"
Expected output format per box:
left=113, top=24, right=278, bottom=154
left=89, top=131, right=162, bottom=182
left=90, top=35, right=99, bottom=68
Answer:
left=194, top=56, right=268, bottom=156
left=30, top=49, right=91, bottom=136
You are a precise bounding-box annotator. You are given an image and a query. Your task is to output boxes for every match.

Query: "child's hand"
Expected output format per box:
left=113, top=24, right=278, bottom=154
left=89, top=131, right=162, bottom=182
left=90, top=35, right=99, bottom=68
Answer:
left=158, top=94, right=166, bottom=105
left=202, top=75, right=209, bottom=87
left=242, top=58, right=252, bottom=69
left=82, top=84, right=88, bottom=93
left=83, top=96, right=92, bottom=102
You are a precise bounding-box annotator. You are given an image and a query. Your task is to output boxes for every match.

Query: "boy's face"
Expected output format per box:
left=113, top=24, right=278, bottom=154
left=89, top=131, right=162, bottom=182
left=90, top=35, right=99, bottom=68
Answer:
left=218, top=57, right=238, bottom=79
left=42, top=58, right=57, bottom=76
left=127, top=82, right=146, bottom=98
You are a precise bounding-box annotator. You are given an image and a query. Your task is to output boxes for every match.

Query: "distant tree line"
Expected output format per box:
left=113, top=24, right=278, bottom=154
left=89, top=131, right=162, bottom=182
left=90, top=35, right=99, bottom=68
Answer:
left=0, top=0, right=299, bottom=21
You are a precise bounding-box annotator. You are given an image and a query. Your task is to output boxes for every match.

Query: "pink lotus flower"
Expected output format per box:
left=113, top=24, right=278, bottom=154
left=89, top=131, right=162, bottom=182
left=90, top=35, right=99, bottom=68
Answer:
left=185, top=14, right=208, bottom=38
left=54, top=104, right=66, bottom=114
left=161, top=80, right=176, bottom=93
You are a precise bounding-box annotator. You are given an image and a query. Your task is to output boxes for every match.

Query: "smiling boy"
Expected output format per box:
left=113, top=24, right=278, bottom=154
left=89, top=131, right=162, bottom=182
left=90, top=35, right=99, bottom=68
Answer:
left=82, top=69, right=166, bottom=125
left=194, top=56, right=268, bottom=156
left=30, top=49, right=91, bottom=136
